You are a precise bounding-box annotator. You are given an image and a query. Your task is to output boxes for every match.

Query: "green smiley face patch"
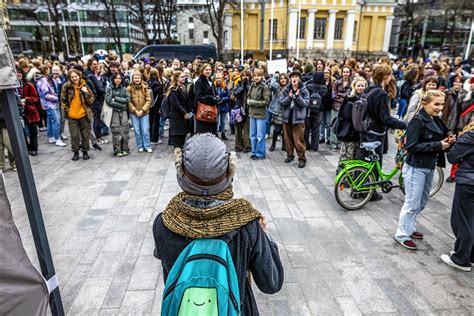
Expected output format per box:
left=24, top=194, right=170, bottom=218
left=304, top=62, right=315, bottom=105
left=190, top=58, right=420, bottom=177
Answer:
left=178, top=287, right=218, bottom=316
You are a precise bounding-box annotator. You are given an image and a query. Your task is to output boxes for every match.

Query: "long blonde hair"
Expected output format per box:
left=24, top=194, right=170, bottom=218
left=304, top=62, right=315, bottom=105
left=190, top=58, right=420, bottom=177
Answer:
left=349, top=77, right=367, bottom=98
left=461, top=119, right=474, bottom=136
left=166, top=70, right=183, bottom=96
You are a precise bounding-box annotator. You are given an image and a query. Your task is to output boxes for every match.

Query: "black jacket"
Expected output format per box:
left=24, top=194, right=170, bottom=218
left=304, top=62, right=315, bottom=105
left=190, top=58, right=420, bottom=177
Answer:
left=406, top=108, right=449, bottom=169
left=365, top=85, right=406, bottom=134
left=399, top=80, right=415, bottom=100
left=194, top=75, right=217, bottom=110
left=322, top=81, right=333, bottom=112
left=335, top=94, right=360, bottom=142
left=306, top=72, right=329, bottom=101
left=447, top=131, right=474, bottom=185
left=153, top=215, right=284, bottom=316
left=148, top=78, right=165, bottom=109
left=85, top=69, right=105, bottom=110
left=168, top=87, right=192, bottom=136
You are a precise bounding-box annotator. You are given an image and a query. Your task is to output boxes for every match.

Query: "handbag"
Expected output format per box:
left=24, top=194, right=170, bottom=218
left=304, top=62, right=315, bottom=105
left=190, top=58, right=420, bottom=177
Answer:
left=101, top=100, right=113, bottom=128
left=196, top=102, right=217, bottom=123
left=230, top=108, right=242, bottom=124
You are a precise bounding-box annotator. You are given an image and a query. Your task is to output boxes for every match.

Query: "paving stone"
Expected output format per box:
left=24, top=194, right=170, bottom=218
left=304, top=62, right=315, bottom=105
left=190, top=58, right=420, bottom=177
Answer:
left=119, top=290, right=155, bottom=314
left=68, top=277, right=112, bottom=315
left=128, top=256, right=161, bottom=290
left=4, top=131, right=470, bottom=315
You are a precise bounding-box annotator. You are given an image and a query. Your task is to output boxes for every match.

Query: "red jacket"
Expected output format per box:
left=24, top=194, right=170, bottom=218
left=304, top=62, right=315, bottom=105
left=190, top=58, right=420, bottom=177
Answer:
left=21, top=82, right=40, bottom=123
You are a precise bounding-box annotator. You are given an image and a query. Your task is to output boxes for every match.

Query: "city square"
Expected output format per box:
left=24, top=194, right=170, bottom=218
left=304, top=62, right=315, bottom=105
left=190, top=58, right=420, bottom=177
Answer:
left=1, top=0, right=474, bottom=314
left=3, top=129, right=473, bottom=315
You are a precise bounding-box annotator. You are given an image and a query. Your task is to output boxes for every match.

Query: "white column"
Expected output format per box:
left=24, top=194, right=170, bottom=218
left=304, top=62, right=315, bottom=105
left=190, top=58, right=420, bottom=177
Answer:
left=383, top=16, right=394, bottom=52
left=326, top=10, right=338, bottom=49
left=306, top=9, right=317, bottom=49
left=344, top=10, right=357, bottom=50
left=288, top=9, right=298, bottom=49
left=224, top=13, right=233, bottom=50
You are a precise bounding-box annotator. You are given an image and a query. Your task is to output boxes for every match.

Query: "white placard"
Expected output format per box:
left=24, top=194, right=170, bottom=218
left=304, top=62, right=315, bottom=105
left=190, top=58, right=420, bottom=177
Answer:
left=267, top=59, right=288, bottom=74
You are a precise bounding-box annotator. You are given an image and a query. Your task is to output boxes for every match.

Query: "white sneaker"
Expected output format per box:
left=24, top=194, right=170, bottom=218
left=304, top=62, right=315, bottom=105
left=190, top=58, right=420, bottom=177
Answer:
left=48, top=138, right=56, bottom=144
left=138, top=148, right=144, bottom=153
left=265, top=134, right=269, bottom=140
left=158, top=139, right=162, bottom=144
left=55, top=140, right=67, bottom=147
left=61, top=134, right=68, bottom=140
left=449, top=251, right=474, bottom=267
left=146, top=148, right=153, bottom=153
left=440, top=254, right=471, bottom=272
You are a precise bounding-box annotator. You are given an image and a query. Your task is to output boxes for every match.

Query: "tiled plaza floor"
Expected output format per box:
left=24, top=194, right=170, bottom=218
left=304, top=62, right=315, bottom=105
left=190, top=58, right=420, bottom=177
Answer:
left=4, top=128, right=473, bottom=315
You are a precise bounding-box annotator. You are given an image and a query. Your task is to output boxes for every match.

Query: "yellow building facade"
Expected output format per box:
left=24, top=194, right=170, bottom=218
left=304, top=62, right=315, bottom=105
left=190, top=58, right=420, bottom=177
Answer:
left=224, top=0, right=396, bottom=58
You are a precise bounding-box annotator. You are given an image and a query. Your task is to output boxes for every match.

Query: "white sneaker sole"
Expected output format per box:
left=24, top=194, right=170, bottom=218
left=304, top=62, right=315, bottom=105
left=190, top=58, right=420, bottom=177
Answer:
left=441, top=254, right=471, bottom=272
left=449, top=251, right=474, bottom=267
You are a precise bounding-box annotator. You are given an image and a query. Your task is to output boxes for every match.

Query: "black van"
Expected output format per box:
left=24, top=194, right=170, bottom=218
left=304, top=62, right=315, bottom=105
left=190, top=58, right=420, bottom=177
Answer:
left=133, top=44, right=217, bottom=62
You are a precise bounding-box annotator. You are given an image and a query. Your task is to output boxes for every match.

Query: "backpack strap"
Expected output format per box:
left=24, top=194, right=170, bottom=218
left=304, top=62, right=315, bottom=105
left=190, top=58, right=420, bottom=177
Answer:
left=221, top=229, right=239, bottom=244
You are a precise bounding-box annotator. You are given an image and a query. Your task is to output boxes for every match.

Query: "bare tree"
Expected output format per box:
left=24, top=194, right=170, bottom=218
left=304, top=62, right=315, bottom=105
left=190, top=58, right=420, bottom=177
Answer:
left=154, top=0, right=177, bottom=44
left=200, top=0, right=233, bottom=58
left=442, top=0, right=474, bottom=55
left=91, top=0, right=124, bottom=59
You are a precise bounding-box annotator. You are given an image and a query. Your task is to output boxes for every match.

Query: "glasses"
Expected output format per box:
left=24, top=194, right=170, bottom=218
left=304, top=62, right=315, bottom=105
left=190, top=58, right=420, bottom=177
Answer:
left=217, top=68, right=224, bottom=71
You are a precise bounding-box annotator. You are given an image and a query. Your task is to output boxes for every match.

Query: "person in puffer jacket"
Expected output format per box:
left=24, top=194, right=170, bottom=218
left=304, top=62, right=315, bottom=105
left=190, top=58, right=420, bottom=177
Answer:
left=279, top=71, right=310, bottom=168
left=105, top=73, right=131, bottom=157
left=127, top=71, right=152, bottom=153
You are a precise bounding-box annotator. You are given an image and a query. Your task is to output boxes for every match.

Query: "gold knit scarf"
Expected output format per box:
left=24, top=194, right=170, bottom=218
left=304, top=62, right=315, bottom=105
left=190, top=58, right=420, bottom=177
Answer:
left=162, top=186, right=261, bottom=239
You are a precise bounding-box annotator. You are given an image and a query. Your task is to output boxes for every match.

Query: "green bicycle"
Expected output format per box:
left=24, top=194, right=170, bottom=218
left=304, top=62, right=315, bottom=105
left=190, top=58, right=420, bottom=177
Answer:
left=334, top=141, right=444, bottom=210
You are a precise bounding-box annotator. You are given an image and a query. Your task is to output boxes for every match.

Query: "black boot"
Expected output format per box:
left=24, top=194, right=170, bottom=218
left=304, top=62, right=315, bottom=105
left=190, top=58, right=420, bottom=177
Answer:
left=281, top=137, right=286, bottom=151
left=269, top=132, right=278, bottom=152
left=221, top=133, right=228, bottom=141
left=83, top=151, right=90, bottom=160
left=72, top=151, right=79, bottom=161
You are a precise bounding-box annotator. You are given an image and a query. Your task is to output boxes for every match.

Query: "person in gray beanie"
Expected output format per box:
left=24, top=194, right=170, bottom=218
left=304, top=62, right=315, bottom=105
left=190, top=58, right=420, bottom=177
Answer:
left=153, top=133, right=284, bottom=315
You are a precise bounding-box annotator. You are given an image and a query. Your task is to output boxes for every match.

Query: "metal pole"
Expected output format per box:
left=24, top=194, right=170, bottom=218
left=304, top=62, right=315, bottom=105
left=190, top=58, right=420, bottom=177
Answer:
left=269, top=0, right=274, bottom=60
left=259, top=0, right=265, bottom=52
left=295, top=0, right=301, bottom=60
left=241, top=0, right=244, bottom=64
left=76, top=8, right=85, bottom=56
left=465, top=19, right=474, bottom=60
left=1, top=89, right=64, bottom=316
left=47, top=10, right=55, bottom=54
left=61, top=9, right=70, bottom=57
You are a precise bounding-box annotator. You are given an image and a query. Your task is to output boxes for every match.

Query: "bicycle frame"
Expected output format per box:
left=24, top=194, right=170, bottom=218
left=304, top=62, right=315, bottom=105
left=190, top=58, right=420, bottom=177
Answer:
left=335, top=159, right=401, bottom=192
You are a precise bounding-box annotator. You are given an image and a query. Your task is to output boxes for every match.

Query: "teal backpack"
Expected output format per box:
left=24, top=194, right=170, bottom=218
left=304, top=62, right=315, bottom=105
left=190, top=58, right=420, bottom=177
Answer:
left=161, top=231, right=241, bottom=316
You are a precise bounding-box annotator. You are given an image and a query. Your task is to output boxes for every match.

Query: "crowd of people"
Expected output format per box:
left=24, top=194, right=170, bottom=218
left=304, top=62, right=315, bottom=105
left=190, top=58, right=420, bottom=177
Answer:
left=0, top=52, right=473, bottom=286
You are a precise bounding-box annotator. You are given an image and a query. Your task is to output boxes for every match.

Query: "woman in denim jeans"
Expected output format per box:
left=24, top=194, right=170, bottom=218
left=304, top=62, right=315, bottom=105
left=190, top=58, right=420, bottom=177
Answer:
left=394, top=90, right=452, bottom=250
left=127, top=71, right=152, bottom=153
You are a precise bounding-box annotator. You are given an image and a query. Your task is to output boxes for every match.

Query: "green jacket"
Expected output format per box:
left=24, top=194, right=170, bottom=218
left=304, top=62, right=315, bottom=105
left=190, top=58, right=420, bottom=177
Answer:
left=105, top=85, right=130, bottom=111
left=247, top=81, right=270, bottom=119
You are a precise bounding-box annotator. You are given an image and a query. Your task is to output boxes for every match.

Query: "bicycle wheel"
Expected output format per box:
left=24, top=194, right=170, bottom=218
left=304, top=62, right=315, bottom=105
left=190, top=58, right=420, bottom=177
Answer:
left=399, top=166, right=444, bottom=197
left=429, top=166, right=444, bottom=197
left=335, top=166, right=375, bottom=210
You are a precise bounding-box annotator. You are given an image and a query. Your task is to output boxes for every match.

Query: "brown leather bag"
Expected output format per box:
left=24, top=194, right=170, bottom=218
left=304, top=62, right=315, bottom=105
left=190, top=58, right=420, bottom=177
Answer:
left=196, top=102, right=218, bottom=122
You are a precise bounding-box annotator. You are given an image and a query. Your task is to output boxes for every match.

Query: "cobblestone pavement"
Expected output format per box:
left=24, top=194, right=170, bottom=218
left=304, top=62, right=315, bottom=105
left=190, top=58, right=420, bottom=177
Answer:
left=4, top=129, right=473, bottom=315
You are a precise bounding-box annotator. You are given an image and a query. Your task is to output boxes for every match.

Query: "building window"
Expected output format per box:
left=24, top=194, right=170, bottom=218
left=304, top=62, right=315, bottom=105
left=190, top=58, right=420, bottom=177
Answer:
left=189, top=29, right=194, bottom=39
left=298, top=18, right=306, bottom=39
left=353, top=21, right=358, bottom=42
left=335, top=18, right=343, bottom=40
left=188, top=17, right=194, bottom=23
left=268, top=19, right=277, bottom=40
left=314, top=18, right=326, bottom=40
left=203, top=31, right=208, bottom=39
